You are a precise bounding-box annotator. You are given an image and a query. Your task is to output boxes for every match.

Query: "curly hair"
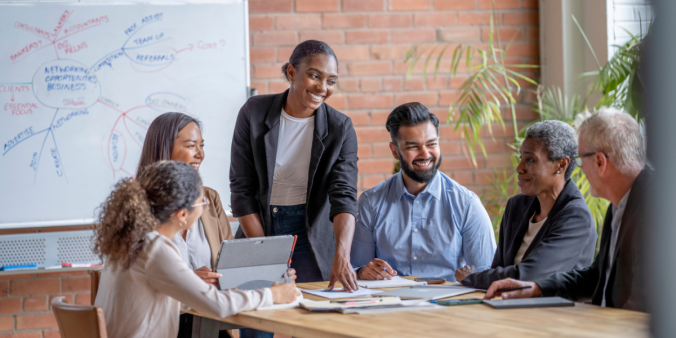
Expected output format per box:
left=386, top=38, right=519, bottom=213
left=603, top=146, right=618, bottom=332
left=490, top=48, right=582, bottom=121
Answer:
left=94, top=161, right=202, bottom=269
left=281, top=40, right=337, bottom=82
left=525, top=120, right=578, bottom=180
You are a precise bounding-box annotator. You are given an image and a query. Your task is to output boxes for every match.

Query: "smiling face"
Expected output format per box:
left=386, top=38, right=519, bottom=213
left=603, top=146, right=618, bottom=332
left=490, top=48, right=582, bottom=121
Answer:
left=390, top=122, right=441, bottom=184
left=516, top=138, right=565, bottom=196
left=286, top=54, right=338, bottom=112
left=171, top=122, right=204, bottom=171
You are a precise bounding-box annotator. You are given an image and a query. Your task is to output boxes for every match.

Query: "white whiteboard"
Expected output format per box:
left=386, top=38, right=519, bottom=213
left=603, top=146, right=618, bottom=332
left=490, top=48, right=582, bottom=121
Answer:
left=0, top=1, right=249, bottom=228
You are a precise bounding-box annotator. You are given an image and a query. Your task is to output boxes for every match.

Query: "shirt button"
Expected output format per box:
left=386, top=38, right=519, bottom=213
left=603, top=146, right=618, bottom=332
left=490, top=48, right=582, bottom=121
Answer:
left=413, top=256, right=418, bottom=260
left=273, top=208, right=278, bottom=213
left=415, top=201, right=419, bottom=204
left=413, top=229, right=418, bottom=232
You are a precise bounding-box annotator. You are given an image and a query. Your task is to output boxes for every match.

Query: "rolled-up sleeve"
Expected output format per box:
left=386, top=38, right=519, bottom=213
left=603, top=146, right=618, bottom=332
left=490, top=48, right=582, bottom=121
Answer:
left=327, top=118, right=359, bottom=221
left=460, top=194, right=497, bottom=272
left=350, top=193, right=376, bottom=270
left=229, top=100, right=261, bottom=218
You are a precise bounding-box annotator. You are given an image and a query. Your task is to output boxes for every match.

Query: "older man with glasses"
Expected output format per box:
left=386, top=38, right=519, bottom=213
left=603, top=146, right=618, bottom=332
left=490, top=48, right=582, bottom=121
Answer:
left=483, top=107, right=650, bottom=312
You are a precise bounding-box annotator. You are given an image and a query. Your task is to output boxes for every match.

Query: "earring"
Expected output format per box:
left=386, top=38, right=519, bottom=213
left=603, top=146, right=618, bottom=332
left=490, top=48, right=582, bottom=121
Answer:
left=180, top=220, right=186, bottom=227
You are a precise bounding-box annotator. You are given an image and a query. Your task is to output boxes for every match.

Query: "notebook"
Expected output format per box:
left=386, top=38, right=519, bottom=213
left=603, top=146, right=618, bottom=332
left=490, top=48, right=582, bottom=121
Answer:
left=357, top=276, right=427, bottom=289
left=483, top=297, right=575, bottom=309
left=372, top=285, right=477, bottom=300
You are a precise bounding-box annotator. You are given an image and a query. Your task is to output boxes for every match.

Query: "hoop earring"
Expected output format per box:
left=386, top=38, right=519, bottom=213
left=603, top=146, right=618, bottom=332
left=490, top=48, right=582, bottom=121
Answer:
left=180, top=220, right=186, bottom=228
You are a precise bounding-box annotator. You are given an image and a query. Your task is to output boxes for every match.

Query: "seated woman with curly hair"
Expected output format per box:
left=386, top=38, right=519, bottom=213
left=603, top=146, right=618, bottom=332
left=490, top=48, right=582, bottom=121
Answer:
left=93, top=161, right=299, bottom=338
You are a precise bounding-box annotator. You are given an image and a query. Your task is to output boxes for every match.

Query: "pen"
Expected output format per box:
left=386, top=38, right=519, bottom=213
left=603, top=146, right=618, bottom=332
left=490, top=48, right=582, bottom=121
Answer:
left=330, top=299, right=383, bottom=304
left=495, top=286, right=532, bottom=293
left=286, top=235, right=298, bottom=284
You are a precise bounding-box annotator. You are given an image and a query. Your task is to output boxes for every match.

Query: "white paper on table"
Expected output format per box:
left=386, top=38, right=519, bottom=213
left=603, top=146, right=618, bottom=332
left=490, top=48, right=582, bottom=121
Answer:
left=357, top=276, right=427, bottom=289
left=257, top=292, right=304, bottom=311
left=300, top=287, right=382, bottom=299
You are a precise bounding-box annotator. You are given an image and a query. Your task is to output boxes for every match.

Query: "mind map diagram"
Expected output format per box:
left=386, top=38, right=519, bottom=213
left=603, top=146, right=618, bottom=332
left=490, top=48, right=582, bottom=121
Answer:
left=2, top=9, right=227, bottom=183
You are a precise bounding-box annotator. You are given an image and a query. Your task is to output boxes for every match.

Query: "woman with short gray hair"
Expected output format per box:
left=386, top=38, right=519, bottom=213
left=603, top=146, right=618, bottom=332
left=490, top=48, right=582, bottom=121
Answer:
left=457, top=120, right=597, bottom=289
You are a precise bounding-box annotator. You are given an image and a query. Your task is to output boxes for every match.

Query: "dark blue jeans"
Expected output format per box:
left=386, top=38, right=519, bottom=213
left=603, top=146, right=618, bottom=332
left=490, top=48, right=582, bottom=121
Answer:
left=240, top=205, right=323, bottom=338
left=271, top=204, right=323, bottom=283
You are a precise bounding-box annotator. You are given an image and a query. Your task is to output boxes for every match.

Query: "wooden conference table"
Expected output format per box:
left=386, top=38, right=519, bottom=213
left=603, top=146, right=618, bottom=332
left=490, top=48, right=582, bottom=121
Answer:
left=182, top=277, right=649, bottom=337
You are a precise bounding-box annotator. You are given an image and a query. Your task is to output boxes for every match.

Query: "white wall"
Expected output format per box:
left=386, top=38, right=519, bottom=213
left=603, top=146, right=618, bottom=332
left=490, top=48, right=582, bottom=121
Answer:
left=607, top=0, right=653, bottom=58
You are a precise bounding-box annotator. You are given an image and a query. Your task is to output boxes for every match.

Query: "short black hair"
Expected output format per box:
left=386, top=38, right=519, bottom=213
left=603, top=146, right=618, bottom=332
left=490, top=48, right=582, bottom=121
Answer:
left=385, top=102, right=439, bottom=143
left=281, top=40, right=338, bottom=82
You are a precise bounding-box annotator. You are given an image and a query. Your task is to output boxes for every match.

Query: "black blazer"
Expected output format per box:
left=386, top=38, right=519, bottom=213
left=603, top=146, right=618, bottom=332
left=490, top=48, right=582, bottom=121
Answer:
left=462, top=179, right=597, bottom=290
left=229, top=90, right=359, bottom=280
left=536, top=168, right=651, bottom=312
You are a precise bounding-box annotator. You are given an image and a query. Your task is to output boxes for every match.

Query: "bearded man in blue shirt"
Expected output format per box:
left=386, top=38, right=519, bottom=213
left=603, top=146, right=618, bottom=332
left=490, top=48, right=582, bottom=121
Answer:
left=351, top=102, right=496, bottom=282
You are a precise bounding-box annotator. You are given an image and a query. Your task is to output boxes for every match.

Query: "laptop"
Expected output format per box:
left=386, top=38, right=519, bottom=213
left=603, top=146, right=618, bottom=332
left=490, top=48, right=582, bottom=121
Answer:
left=214, top=235, right=295, bottom=290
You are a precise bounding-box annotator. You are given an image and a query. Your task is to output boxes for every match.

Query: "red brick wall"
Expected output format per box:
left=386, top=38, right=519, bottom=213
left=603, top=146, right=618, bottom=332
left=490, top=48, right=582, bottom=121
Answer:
left=0, top=271, right=91, bottom=338
left=249, top=0, right=539, bottom=195
left=0, top=1, right=539, bottom=336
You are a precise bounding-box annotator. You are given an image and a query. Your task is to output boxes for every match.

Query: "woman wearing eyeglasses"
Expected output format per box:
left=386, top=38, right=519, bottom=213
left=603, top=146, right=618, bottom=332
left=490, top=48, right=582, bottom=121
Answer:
left=456, top=120, right=597, bottom=290
left=94, top=161, right=299, bottom=338
left=137, top=112, right=242, bottom=337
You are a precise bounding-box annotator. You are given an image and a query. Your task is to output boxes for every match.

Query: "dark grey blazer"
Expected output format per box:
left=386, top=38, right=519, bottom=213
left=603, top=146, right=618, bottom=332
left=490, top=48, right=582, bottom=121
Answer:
left=462, top=179, right=597, bottom=290
left=229, top=90, right=359, bottom=280
left=536, top=168, right=651, bottom=312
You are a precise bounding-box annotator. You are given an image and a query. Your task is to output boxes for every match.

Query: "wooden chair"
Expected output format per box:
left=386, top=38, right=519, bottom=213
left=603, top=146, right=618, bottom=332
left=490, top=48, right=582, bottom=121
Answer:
left=51, top=296, right=108, bottom=338
left=90, top=269, right=102, bottom=305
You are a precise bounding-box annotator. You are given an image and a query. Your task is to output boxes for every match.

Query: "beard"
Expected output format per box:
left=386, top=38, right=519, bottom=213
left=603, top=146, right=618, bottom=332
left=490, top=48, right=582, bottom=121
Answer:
left=398, top=151, right=441, bottom=184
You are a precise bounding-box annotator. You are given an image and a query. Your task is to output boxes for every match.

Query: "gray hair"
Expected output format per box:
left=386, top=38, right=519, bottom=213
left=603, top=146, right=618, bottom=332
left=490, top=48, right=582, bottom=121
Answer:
left=525, top=120, right=578, bottom=180
left=576, top=107, right=645, bottom=176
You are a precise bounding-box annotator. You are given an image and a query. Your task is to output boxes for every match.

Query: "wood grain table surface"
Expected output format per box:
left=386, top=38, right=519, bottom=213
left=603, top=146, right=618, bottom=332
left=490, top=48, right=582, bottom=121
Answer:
left=182, top=277, right=649, bottom=337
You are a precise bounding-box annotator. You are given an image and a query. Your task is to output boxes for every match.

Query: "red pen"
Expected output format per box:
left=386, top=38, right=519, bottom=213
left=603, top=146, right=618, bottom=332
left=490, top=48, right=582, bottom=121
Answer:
left=286, top=235, right=298, bottom=283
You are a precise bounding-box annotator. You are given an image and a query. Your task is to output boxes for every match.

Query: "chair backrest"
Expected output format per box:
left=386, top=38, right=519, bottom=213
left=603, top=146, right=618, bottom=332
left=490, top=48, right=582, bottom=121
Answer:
left=90, top=269, right=102, bottom=305
left=51, top=296, right=108, bottom=338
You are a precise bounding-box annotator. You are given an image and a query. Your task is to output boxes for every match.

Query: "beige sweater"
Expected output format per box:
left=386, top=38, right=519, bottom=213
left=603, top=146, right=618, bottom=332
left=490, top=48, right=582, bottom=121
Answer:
left=95, top=231, right=273, bottom=338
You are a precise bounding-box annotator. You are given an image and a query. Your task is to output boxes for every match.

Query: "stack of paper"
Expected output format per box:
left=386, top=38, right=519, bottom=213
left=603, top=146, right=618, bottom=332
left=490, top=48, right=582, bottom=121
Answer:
left=299, top=297, right=444, bottom=315
left=299, top=297, right=403, bottom=311
left=373, top=285, right=477, bottom=300
left=341, top=299, right=445, bottom=315
left=300, top=287, right=382, bottom=299
left=357, top=276, right=427, bottom=289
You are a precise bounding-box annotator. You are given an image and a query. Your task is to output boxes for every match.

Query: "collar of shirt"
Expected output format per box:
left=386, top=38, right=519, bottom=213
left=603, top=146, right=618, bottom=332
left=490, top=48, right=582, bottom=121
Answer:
left=614, top=189, right=631, bottom=213
left=393, top=170, right=443, bottom=201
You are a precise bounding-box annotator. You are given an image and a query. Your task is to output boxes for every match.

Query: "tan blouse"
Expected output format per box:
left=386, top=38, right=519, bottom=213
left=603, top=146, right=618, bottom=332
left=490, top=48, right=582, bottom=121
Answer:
left=95, top=231, right=273, bottom=338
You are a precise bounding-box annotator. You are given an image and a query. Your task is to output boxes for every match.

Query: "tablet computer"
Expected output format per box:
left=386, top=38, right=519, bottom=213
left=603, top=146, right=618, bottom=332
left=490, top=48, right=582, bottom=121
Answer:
left=214, top=235, right=295, bottom=290
left=483, top=297, right=574, bottom=309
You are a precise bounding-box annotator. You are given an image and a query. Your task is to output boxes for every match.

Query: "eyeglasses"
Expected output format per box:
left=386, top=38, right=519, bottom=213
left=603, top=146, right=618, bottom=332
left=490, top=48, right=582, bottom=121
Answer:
left=573, top=152, right=608, bottom=166
left=192, top=197, right=210, bottom=208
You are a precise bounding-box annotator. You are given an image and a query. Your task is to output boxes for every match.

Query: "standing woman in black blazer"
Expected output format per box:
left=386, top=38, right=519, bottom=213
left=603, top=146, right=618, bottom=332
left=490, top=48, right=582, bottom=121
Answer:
left=457, top=120, right=597, bottom=290
left=230, top=40, right=359, bottom=291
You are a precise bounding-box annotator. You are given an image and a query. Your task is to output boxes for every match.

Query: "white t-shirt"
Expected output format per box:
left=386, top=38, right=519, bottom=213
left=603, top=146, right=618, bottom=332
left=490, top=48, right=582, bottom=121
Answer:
left=513, top=214, right=547, bottom=265
left=270, top=108, right=315, bottom=206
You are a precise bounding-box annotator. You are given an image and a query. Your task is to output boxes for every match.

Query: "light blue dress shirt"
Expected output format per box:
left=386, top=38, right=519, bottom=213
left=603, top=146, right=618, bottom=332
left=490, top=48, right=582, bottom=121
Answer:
left=351, top=171, right=496, bottom=282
